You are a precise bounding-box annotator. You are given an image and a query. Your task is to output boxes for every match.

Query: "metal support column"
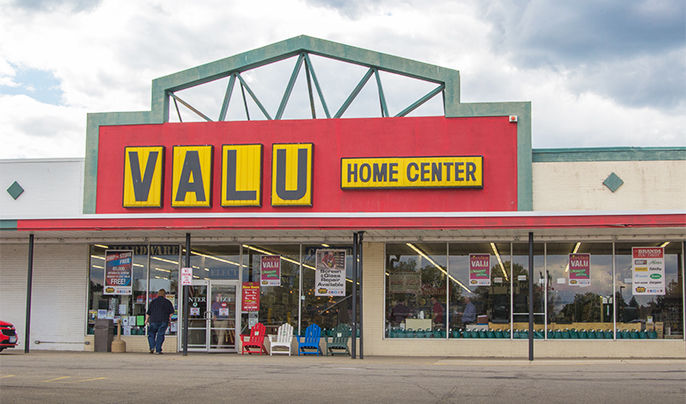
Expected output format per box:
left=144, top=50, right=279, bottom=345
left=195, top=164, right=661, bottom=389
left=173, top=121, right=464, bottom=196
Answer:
left=351, top=232, right=358, bottom=359
left=358, top=231, right=364, bottom=359
left=183, top=233, right=191, bottom=356
left=528, top=232, right=534, bottom=361
left=24, top=234, right=34, bottom=354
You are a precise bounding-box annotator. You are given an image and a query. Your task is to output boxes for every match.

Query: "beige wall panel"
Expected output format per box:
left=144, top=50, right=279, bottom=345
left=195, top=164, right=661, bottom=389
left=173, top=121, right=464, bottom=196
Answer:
left=532, top=160, right=686, bottom=211
left=362, top=242, right=385, bottom=356
left=0, top=243, right=88, bottom=351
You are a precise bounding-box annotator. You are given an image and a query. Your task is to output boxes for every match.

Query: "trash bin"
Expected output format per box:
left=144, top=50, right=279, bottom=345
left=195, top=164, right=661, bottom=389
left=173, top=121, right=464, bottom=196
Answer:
left=94, top=319, right=114, bottom=352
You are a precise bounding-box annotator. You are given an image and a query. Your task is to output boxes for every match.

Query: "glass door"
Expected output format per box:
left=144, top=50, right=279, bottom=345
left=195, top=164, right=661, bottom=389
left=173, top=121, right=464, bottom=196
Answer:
left=209, top=281, right=239, bottom=352
left=187, top=281, right=209, bottom=351
left=186, top=280, right=240, bottom=352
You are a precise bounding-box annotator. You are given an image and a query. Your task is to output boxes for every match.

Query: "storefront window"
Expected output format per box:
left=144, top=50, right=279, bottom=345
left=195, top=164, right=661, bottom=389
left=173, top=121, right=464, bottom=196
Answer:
left=386, top=243, right=447, bottom=338
left=615, top=241, right=684, bottom=339
left=149, top=245, right=180, bottom=335
left=241, top=244, right=300, bottom=335
left=448, top=242, right=511, bottom=338
left=546, top=243, right=613, bottom=338
left=301, top=245, right=354, bottom=333
left=189, top=245, right=241, bottom=280
left=87, top=245, right=149, bottom=335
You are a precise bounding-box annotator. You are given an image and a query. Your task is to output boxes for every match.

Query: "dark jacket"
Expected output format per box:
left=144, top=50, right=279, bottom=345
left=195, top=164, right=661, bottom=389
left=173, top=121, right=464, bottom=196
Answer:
left=147, top=296, right=175, bottom=323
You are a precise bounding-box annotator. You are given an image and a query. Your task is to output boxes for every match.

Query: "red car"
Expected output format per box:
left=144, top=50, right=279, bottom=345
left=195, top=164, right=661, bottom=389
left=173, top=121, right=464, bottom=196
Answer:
left=0, top=321, right=18, bottom=351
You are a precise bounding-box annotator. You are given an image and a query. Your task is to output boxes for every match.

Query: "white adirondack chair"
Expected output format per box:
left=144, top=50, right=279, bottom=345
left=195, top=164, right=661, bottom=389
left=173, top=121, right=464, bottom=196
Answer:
left=268, top=323, right=294, bottom=356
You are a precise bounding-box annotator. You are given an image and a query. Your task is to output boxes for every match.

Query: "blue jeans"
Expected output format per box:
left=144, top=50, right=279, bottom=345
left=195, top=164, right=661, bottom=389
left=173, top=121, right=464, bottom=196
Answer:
left=147, top=322, right=168, bottom=352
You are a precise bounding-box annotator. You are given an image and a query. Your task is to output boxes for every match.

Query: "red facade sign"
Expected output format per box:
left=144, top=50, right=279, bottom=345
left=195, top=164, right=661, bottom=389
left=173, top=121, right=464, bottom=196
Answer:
left=96, top=116, right=518, bottom=214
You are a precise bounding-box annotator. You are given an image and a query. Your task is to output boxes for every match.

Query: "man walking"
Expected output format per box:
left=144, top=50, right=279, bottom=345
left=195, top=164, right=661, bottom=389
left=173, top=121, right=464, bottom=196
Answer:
left=145, top=289, right=175, bottom=354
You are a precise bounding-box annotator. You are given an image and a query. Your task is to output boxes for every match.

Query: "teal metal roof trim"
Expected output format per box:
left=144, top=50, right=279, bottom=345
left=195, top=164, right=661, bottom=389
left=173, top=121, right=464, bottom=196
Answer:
left=0, top=220, right=17, bottom=230
left=533, top=147, right=686, bottom=162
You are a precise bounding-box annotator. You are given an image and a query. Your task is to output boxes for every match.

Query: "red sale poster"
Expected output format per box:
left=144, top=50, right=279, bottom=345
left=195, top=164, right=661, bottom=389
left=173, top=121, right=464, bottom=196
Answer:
left=242, top=282, right=260, bottom=312
left=568, top=253, right=591, bottom=286
left=260, top=255, right=281, bottom=286
left=469, top=253, right=491, bottom=286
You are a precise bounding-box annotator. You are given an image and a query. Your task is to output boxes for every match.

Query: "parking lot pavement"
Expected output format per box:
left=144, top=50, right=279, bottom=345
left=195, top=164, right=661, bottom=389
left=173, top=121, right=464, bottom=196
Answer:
left=1, top=351, right=685, bottom=403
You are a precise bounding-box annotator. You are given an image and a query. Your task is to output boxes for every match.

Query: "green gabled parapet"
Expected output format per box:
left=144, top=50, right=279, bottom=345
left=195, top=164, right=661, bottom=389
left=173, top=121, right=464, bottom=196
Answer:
left=83, top=35, right=532, bottom=213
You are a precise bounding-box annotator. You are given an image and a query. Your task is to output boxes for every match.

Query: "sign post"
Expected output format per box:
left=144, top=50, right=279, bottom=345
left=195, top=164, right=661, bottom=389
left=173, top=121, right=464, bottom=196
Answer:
left=181, top=267, right=193, bottom=286
left=183, top=233, right=191, bottom=356
left=528, top=232, right=534, bottom=361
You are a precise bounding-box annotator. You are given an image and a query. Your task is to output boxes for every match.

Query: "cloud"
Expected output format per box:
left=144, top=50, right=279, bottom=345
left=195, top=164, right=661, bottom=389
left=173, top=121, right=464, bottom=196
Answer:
left=10, top=0, right=102, bottom=12
left=303, top=0, right=386, bottom=19
left=480, top=0, right=686, bottom=109
left=484, top=0, right=684, bottom=63
left=568, top=49, right=686, bottom=110
left=0, top=94, right=85, bottom=158
left=0, top=0, right=683, bottom=160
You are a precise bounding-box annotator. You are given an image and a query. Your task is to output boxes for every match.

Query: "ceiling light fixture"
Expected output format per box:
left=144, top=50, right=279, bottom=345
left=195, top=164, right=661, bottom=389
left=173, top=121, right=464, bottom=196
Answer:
left=490, top=243, right=509, bottom=281
left=406, top=243, right=470, bottom=293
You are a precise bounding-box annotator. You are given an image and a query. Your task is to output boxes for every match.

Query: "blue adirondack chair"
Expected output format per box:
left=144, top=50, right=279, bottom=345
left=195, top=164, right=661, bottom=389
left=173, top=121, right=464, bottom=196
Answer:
left=297, top=324, right=323, bottom=356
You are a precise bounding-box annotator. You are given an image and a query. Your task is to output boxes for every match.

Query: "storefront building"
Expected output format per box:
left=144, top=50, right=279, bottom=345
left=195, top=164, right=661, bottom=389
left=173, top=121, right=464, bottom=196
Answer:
left=1, top=36, right=684, bottom=358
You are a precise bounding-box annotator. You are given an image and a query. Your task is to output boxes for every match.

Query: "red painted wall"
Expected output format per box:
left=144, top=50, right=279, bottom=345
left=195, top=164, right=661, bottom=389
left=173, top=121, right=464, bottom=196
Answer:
left=96, top=116, right=518, bottom=214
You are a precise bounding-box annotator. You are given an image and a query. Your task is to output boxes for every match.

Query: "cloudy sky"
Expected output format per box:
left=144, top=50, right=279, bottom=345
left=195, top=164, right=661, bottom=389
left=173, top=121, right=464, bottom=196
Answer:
left=0, top=0, right=684, bottom=159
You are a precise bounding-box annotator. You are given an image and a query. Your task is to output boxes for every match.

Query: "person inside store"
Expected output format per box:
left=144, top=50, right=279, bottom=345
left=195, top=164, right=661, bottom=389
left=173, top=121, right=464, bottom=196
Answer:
left=460, top=296, right=476, bottom=328
left=390, top=299, right=410, bottom=325
left=430, top=296, right=446, bottom=328
left=145, top=289, right=175, bottom=354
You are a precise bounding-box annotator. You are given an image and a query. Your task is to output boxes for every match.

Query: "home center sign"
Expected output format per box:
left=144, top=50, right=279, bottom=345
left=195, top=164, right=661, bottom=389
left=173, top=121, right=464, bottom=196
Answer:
left=94, top=116, right=519, bottom=214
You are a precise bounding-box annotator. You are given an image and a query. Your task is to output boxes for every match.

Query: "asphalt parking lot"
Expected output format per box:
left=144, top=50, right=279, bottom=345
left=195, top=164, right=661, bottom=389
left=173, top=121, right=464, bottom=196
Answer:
left=1, top=350, right=685, bottom=403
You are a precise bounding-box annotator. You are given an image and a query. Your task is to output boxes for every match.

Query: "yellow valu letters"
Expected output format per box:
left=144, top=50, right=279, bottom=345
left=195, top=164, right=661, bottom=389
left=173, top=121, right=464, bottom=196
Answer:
left=172, top=145, right=213, bottom=207
left=123, top=146, right=164, bottom=207
left=341, top=156, right=483, bottom=189
left=271, top=143, right=313, bottom=206
left=221, top=144, right=262, bottom=206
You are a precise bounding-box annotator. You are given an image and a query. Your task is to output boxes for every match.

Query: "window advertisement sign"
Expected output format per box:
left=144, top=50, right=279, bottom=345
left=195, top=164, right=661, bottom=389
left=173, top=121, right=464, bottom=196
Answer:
left=260, top=255, right=281, bottom=286
left=568, top=253, right=591, bottom=286
left=104, top=250, right=133, bottom=295
left=315, top=249, right=346, bottom=296
left=469, top=254, right=491, bottom=286
left=632, top=247, right=665, bottom=295
left=242, top=282, right=260, bottom=312
left=389, top=272, right=422, bottom=294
